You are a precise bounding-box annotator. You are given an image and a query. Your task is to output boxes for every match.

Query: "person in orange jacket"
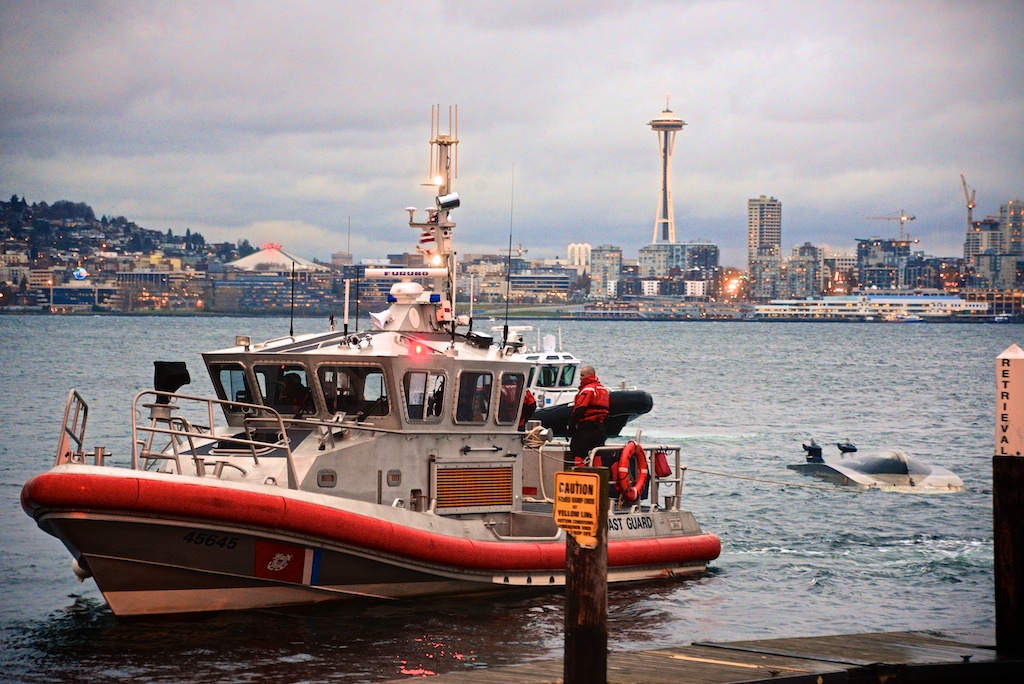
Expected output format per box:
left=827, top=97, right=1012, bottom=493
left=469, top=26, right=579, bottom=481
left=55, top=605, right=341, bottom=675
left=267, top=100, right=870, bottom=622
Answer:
left=519, top=389, right=537, bottom=430
left=567, top=365, right=609, bottom=467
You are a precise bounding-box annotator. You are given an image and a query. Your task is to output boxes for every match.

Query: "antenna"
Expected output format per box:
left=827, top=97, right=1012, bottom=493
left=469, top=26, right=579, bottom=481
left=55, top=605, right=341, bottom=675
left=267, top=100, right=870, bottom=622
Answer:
left=502, top=163, right=515, bottom=347
left=289, top=260, right=296, bottom=337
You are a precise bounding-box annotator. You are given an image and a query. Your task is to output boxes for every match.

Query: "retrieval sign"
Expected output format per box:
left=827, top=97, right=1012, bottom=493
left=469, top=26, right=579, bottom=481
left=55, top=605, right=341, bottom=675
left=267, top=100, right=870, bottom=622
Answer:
left=553, top=471, right=601, bottom=549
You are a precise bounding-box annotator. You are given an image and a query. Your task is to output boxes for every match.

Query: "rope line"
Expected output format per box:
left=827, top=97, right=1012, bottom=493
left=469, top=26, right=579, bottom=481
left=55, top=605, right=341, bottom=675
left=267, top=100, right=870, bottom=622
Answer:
left=684, top=466, right=862, bottom=493
left=521, top=427, right=856, bottom=495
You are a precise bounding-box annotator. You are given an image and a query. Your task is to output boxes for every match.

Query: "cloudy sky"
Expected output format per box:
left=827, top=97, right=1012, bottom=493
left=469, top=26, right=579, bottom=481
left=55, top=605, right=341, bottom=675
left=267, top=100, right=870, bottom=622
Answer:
left=2, top=1, right=1022, bottom=267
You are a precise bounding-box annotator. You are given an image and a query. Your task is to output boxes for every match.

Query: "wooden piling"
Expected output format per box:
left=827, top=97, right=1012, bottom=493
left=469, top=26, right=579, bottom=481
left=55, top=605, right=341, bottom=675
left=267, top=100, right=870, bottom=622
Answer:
left=995, top=344, right=1024, bottom=655
left=561, top=466, right=609, bottom=684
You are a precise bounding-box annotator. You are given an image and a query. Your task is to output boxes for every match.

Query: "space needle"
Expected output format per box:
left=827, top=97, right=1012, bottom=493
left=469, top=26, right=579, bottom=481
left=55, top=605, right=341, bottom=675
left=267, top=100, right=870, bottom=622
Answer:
left=648, top=101, right=687, bottom=244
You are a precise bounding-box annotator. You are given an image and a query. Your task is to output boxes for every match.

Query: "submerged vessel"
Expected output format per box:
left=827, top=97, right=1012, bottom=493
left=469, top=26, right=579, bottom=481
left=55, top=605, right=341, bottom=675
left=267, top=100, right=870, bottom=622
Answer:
left=789, top=440, right=963, bottom=492
left=21, top=110, right=720, bottom=618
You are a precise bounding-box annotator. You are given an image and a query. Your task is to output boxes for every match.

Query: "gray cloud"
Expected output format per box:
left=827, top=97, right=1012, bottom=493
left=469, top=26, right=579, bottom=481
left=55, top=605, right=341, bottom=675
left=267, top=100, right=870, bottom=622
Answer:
left=2, top=0, right=1021, bottom=266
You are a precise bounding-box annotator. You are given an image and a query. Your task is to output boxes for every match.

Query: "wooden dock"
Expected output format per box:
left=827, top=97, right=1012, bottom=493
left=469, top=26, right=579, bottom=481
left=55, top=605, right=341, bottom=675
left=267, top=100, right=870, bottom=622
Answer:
left=380, top=631, right=1022, bottom=683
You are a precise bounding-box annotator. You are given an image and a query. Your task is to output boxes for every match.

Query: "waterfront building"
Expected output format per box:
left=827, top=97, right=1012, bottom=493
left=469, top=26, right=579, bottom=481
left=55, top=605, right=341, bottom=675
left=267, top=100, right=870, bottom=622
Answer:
left=44, top=283, right=120, bottom=313
left=648, top=104, right=686, bottom=244
left=507, top=270, right=574, bottom=301
left=747, top=196, right=782, bottom=272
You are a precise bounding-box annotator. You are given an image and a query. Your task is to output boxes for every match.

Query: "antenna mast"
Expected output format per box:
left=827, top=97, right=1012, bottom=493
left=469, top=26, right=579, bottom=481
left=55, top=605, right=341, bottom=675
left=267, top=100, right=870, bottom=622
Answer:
left=502, top=164, right=515, bottom=346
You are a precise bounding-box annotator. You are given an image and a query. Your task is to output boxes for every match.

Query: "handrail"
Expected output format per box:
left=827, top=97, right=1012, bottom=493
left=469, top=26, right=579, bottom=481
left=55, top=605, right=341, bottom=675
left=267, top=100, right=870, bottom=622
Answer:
left=587, top=443, right=684, bottom=511
left=55, top=389, right=89, bottom=466
left=131, top=390, right=300, bottom=489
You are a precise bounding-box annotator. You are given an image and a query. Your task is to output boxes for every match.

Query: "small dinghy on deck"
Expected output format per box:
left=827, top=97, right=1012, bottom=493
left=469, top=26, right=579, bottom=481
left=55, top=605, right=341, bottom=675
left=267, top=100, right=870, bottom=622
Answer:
left=788, top=441, right=963, bottom=492
left=498, top=328, right=653, bottom=438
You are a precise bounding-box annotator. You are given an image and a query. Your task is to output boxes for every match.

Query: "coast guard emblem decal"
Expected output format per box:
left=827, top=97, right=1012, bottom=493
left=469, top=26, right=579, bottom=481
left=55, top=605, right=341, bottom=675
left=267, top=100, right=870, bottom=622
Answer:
left=254, top=540, right=321, bottom=585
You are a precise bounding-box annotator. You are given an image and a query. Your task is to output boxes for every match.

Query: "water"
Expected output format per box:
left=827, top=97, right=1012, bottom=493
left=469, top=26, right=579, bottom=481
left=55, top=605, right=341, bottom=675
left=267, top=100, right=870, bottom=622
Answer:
left=0, top=315, right=1013, bottom=682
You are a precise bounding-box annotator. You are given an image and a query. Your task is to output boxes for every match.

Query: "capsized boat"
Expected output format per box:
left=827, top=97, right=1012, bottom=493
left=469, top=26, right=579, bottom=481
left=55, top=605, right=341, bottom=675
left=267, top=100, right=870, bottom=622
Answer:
left=788, top=440, right=963, bottom=492
left=21, top=111, right=720, bottom=618
left=497, top=326, right=653, bottom=437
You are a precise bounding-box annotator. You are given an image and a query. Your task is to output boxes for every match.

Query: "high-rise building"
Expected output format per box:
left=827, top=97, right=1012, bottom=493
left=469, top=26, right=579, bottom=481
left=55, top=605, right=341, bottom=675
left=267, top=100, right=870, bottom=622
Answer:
left=1000, top=199, right=1024, bottom=255
left=856, top=237, right=913, bottom=290
left=590, top=245, right=623, bottom=300
left=638, top=242, right=719, bottom=279
left=747, top=196, right=782, bottom=271
left=566, top=242, right=592, bottom=276
left=648, top=105, right=686, bottom=245
left=964, top=218, right=1002, bottom=265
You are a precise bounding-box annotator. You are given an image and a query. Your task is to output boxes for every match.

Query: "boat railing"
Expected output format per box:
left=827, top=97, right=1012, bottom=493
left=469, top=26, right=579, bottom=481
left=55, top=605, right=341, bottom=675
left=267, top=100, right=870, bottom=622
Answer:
left=54, top=389, right=90, bottom=466
left=587, top=443, right=685, bottom=511
left=131, top=390, right=300, bottom=488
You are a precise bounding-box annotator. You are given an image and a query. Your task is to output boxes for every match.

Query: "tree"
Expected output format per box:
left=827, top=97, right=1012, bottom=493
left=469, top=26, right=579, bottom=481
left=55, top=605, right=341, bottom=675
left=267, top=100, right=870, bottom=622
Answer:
left=237, top=239, right=256, bottom=257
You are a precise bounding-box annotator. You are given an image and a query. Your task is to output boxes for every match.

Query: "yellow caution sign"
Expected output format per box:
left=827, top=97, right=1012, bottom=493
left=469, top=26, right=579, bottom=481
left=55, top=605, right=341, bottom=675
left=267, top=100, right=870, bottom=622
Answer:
left=554, top=471, right=601, bottom=549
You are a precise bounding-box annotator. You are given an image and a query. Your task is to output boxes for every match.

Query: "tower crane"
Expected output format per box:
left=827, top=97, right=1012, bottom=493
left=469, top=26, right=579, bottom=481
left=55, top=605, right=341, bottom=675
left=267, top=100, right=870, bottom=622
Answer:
left=866, top=209, right=916, bottom=242
left=961, top=173, right=976, bottom=230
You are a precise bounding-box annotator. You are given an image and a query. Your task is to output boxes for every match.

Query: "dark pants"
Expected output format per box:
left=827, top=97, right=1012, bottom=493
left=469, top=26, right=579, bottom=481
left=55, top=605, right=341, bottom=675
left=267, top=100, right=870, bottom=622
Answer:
left=568, top=421, right=606, bottom=466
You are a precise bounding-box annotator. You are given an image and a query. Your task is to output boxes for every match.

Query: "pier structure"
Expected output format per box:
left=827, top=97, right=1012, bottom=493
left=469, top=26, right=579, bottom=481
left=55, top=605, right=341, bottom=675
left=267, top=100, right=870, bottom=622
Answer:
left=648, top=101, right=686, bottom=245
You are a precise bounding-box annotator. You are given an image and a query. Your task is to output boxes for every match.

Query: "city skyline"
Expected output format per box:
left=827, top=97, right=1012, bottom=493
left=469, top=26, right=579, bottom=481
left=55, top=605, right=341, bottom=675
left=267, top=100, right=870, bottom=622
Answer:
left=2, top=2, right=1022, bottom=268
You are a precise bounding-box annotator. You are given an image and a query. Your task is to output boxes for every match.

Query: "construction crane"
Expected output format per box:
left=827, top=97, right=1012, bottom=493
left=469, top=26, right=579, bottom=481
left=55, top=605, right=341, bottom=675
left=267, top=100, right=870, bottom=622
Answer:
left=866, top=209, right=916, bottom=242
left=961, top=173, right=976, bottom=230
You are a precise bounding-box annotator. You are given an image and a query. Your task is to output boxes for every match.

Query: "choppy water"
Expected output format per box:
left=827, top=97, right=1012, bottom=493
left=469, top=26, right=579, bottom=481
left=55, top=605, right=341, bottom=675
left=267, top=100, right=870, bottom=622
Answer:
left=0, top=315, right=1013, bottom=682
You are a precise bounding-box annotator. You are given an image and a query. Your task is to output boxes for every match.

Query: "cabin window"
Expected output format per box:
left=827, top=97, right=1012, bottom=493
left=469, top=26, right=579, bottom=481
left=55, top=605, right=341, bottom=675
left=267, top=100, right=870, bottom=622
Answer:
left=210, top=364, right=252, bottom=414
left=455, top=371, right=492, bottom=423
left=404, top=371, right=445, bottom=421
left=537, top=365, right=558, bottom=388
left=497, top=372, right=525, bottom=425
left=316, top=364, right=389, bottom=419
left=558, top=364, right=577, bottom=387
left=254, top=364, right=313, bottom=415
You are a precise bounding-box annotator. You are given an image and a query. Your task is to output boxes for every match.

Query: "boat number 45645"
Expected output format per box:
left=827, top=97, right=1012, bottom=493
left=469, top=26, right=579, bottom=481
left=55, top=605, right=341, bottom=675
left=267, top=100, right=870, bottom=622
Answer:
left=182, top=531, right=239, bottom=549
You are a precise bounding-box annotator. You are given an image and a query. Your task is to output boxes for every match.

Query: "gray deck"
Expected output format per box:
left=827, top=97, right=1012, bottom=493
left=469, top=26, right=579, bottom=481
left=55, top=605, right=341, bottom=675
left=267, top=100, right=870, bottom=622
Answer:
left=379, top=630, right=1021, bottom=683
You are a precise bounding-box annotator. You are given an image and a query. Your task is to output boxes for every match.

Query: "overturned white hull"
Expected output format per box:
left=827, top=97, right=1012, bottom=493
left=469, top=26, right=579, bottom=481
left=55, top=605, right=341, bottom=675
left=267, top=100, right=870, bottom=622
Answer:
left=789, top=449, right=963, bottom=492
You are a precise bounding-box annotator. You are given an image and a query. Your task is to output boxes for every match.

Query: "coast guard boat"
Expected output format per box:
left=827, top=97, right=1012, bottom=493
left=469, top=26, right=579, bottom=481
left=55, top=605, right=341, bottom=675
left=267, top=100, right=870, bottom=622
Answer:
left=21, top=112, right=720, bottom=618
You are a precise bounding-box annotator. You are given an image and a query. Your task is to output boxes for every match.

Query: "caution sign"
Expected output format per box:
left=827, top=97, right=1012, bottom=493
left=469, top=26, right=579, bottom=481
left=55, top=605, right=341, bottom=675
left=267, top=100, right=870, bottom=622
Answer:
left=554, top=471, right=601, bottom=549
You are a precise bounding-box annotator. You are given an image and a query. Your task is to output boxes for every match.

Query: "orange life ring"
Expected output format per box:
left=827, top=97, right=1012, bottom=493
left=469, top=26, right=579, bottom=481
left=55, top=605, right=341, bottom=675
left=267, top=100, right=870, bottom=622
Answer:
left=611, top=441, right=648, bottom=503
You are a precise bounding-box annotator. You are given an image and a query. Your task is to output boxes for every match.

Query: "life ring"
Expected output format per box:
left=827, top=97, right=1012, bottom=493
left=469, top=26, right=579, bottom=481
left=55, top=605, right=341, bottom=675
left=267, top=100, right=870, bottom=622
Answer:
left=611, top=441, right=648, bottom=503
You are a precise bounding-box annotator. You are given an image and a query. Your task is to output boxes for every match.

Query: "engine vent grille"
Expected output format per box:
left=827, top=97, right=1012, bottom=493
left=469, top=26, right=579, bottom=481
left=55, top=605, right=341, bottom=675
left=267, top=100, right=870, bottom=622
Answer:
left=435, top=464, right=514, bottom=513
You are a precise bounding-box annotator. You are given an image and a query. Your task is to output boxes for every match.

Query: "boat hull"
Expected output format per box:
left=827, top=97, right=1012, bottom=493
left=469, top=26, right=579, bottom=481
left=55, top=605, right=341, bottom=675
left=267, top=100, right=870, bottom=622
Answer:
left=23, top=468, right=720, bottom=617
